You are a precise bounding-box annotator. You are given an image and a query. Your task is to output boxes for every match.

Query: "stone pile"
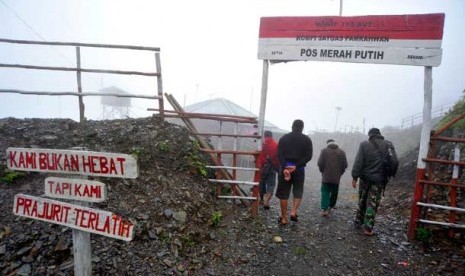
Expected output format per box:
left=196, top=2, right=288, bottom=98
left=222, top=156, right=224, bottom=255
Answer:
left=0, top=116, right=223, bottom=275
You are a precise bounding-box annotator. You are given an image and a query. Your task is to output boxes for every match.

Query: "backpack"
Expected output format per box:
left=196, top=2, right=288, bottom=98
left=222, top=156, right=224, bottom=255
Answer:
left=371, top=139, right=399, bottom=180
left=261, top=156, right=276, bottom=178
left=383, top=140, right=399, bottom=179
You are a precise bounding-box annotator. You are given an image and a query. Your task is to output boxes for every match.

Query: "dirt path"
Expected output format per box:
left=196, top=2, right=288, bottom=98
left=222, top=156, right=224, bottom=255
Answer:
left=202, top=179, right=443, bottom=275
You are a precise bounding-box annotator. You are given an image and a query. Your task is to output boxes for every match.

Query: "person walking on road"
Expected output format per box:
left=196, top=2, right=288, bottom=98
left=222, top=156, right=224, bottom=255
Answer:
left=276, top=119, right=313, bottom=225
left=317, top=139, right=348, bottom=217
left=351, top=128, right=398, bottom=236
left=257, top=130, right=279, bottom=210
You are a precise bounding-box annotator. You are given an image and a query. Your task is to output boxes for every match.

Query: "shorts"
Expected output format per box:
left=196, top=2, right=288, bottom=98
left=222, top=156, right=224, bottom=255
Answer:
left=275, top=168, right=305, bottom=199
left=259, top=170, right=277, bottom=195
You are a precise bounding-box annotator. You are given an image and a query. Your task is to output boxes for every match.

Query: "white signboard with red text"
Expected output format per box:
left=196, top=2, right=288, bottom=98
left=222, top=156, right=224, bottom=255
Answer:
left=8, top=147, right=137, bottom=242
left=6, top=147, right=138, bottom=178
left=45, top=177, right=107, bottom=202
left=258, top=13, right=445, bottom=66
left=13, top=194, right=134, bottom=241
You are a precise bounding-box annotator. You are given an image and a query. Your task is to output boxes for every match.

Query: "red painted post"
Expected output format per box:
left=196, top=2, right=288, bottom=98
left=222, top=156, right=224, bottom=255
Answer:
left=408, top=168, right=426, bottom=240
left=449, top=178, right=457, bottom=238
left=232, top=153, right=237, bottom=207
left=251, top=156, right=260, bottom=217
left=449, top=143, right=460, bottom=238
left=216, top=153, right=222, bottom=197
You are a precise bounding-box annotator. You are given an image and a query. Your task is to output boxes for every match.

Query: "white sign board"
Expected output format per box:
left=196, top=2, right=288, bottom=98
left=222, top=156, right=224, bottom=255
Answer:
left=258, top=13, right=445, bottom=66
left=13, top=194, right=134, bottom=241
left=45, top=177, right=107, bottom=202
left=6, top=147, right=138, bottom=178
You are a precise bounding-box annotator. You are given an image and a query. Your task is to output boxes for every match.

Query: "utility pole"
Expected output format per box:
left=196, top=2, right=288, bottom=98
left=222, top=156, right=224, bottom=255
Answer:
left=339, top=0, right=343, bottom=16
left=334, top=106, right=342, bottom=132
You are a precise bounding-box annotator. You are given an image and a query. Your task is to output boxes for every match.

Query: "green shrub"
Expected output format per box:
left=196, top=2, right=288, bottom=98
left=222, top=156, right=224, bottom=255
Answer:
left=0, top=170, right=26, bottom=184
left=157, top=140, right=169, bottom=152
left=188, top=140, right=208, bottom=177
left=211, top=211, right=223, bottom=227
left=415, top=227, right=432, bottom=245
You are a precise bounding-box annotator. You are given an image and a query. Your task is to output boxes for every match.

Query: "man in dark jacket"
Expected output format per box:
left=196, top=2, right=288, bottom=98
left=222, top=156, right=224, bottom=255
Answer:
left=317, top=139, right=348, bottom=217
left=276, top=119, right=313, bottom=225
left=351, top=128, right=398, bottom=236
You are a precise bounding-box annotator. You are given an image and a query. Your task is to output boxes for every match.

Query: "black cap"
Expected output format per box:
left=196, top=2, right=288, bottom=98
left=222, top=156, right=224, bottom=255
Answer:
left=264, top=130, right=272, bottom=138
left=368, top=128, right=381, bottom=137
left=327, top=139, right=335, bottom=144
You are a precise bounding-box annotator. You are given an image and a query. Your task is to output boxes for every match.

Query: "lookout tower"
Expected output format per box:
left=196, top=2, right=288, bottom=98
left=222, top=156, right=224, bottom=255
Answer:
left=100, top=86, right=131, bottom=119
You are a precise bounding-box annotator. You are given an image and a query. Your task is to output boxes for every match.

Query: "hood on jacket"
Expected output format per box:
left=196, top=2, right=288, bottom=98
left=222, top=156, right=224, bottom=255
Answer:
left=327, top=141, right=339, bottom=149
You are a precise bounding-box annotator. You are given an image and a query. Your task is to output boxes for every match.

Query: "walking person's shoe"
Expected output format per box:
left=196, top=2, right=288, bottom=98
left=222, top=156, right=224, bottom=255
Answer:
left=363, top=227, right=374, bottom=236
left=322, top=210, right=329, bottom=217
left=353, top=217, right=363, bottom=229
left=290, top=214, right=298, bottom=222
left=263, top=194, right=271, bottom=210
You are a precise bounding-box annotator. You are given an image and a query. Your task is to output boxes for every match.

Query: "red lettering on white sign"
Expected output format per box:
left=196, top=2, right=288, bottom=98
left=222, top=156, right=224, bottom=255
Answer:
left=45, top=177, right=107, bottom=202
left=6, top=148, right=137, bottom=178
left=13, top=194, right=134, bottom=241
left=258, top=13, right=445, bottom=66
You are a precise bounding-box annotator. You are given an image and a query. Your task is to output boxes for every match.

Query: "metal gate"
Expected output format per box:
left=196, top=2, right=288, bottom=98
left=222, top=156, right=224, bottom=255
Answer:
left=156, top=94, right=262, bottom=216
left=408, top=112, right=465, bottom=240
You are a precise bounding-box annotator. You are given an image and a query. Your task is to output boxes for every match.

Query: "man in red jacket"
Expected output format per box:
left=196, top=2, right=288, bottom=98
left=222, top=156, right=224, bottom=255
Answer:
left=257, top=130, right=279, bottom=209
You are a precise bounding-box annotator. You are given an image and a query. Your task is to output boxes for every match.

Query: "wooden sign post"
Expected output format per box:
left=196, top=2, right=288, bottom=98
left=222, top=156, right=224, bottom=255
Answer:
left=8, top=147, right=138, bottom=275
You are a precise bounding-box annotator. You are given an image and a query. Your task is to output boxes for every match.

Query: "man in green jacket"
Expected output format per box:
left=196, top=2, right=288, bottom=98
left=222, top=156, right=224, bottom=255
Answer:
left=351, top=128, right=398, bottom=236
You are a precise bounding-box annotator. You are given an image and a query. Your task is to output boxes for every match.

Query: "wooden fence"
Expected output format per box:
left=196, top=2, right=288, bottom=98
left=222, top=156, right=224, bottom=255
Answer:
left=0, top=38, right=164, bottom=122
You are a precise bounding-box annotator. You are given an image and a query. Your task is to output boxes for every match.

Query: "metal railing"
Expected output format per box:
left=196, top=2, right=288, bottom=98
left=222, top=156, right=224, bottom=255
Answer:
left=400, top=102, right=454, bottom=129
left=408, top=112, right=465, bottom=239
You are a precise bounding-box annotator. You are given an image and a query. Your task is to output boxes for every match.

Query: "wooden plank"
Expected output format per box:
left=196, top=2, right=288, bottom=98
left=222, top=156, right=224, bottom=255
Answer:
left=45, top=177, right=107, bottom=202
left=76, top=47, right=85, bottom=124
left=0, top=38, right=160, bottom=51
left=208, top=179, right=258, bottom=185
left=0, top=63, right=160, bottom=76
left=218, top=196, right=257, bottom=200
left=194, top=132, right=260, bottom=138
left=200, top=149, right=259, bottom=155
left=13, top=194, right=135, bottom=241
left=148, top=108, right=258, bottom=121
left=155, top=52, right=164, bottom=118
left=0, top=89, right=161, bottom=99
left=6, top=147, right=138, bottom=178
left=206, top=165, right=259, bottom=171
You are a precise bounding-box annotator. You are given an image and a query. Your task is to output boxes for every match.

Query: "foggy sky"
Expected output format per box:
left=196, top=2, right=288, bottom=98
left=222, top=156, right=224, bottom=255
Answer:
left=0, top=0, right=464, bottom=132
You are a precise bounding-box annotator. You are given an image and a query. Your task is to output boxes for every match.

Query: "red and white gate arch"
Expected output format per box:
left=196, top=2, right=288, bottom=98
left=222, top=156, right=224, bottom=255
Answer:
left=256, top=14, right=445, bottom=238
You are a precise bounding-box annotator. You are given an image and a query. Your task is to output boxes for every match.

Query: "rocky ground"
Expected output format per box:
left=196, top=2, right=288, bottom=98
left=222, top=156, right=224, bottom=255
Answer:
left=1, top=117, right=464, bottom=275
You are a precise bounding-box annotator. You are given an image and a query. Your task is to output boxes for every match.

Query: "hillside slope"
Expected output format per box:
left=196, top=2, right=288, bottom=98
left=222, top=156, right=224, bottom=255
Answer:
left=1, top=116, right=464, bottom=275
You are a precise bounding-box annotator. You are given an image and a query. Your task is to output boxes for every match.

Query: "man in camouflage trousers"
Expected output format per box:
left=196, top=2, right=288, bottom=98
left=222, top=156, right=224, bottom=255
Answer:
left=351, top=128, right=398, bottom=236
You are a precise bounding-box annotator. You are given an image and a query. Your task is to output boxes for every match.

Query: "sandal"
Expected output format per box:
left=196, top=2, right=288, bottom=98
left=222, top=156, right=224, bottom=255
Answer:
left=290, top=214, right=298, bottom=222
left=278, top=217, right=288, bottom=225
left=363, top=229, right=374, bottom=236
